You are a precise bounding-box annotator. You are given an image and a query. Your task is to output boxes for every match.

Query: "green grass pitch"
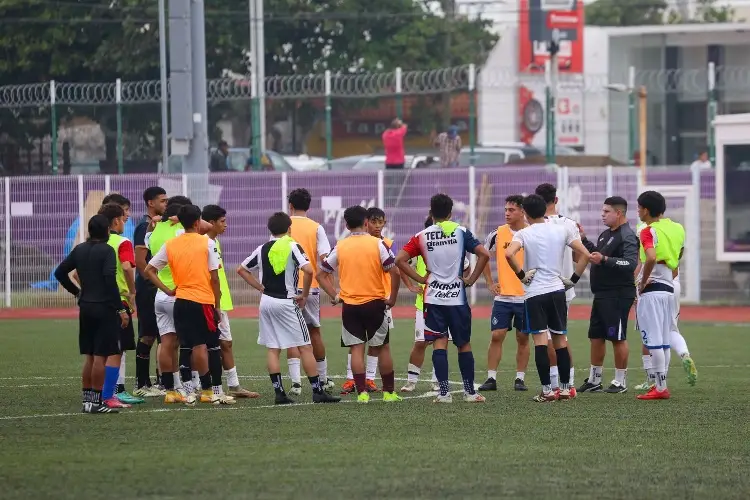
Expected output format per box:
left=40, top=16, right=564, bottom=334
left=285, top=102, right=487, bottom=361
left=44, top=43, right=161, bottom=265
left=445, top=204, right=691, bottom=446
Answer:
left=0, top=318, right=748, bottom=499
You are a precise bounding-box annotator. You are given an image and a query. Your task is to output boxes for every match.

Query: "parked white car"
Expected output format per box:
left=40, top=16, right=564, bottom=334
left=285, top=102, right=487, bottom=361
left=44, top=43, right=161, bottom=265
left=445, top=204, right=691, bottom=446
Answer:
left=283, top=154, right=327, bottom=171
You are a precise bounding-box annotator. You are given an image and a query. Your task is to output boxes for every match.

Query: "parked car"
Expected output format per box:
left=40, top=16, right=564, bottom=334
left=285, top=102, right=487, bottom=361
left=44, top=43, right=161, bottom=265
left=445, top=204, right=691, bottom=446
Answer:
left=167, top=148, right=295, bottom=173
left=330, top=154, right=436, bottom=171
left=283, top=154, right=327, bottom=171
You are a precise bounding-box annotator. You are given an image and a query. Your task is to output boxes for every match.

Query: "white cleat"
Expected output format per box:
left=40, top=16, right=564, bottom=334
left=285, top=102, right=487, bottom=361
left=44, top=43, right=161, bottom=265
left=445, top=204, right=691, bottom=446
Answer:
left=400, top=381, right=418, bottom=393
left=322, top=379, right=336, bottom=391
left=289, top=383, right=302, bottom=396
left=431, top=382, right=440, bottom=392
left=211, top=394, right=236, bottom=405
left=184, top=393, right=197, bottom=406
left=463, top=392, right=486, bottom=403
left=433, top=393, right=453, bottom=403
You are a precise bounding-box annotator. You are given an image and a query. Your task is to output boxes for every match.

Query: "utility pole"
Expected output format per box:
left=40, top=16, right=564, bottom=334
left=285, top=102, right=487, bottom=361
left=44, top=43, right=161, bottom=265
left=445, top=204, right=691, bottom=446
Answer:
left=250, top=0, right=266, bottom=153
left=441, top=0, right=455, bottom=132
left=545, top=28, right=560, bottom=165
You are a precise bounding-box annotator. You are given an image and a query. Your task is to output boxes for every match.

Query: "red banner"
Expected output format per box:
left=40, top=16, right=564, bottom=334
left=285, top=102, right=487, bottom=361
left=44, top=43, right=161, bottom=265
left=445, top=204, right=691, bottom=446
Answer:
left=518, top=0, right=584, bottom=74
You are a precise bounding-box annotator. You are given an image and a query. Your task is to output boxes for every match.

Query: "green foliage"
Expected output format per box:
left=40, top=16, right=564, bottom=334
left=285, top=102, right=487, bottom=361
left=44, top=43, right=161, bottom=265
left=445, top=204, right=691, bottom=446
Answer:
left=585, top=0, right=669, bottom=26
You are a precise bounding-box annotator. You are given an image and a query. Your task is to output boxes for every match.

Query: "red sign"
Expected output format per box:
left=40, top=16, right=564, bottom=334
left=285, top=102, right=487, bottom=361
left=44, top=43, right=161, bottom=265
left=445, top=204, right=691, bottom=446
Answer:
left=518, top=0, right=584, bottom=74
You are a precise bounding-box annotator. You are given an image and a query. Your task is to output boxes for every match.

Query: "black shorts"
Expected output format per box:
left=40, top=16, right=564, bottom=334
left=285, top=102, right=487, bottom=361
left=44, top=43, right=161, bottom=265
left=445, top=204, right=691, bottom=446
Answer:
left=135, top=286, right=159, bottom=341
left=79, top=302, right=120, bottom=357
left=341, top=300, right=389, bottom=347
left=524, top=290, right=567, bottom=335
left=588, top=296, right=634, bottom=341
left=119, top=307, right=136, bottom=352
left=173, top=298, right=219, bottom=349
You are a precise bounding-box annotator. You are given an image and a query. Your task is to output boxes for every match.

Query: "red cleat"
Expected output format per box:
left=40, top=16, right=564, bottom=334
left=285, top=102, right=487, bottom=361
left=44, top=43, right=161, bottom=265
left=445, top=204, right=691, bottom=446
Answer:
left=366, top=380, right=380, bottom=393
left=636, top=387, right=670, bottom=400
left=340, top=379, right=356, bottom=395
left=569, top=387, right=577, bottom=398
left=103, top=397, right=131, bottom=409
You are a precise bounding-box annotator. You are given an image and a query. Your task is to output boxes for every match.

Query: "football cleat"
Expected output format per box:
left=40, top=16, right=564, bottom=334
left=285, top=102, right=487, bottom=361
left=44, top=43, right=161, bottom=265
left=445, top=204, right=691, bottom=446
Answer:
left=682, top=356, right=698, bottom=386
left=578, top=378, right=603, bottom=393
left=477, top=378, right=497, bottom=392
left=228, top=386, right=260, bottom=398
left=340, top=379, right=356, bottom=395
left=603, top=381, right=628, bottom=393
left=533, top=391, right=558, bottom=403
left=313, top=391, right=341, bottom=403
left=400, top=381, right=418, bottom=393
left=382, top=392, right=403, bottom=402
left=637, top=387, right=670, bottom=400
left=366, top=380, right=380, bottom=393
left=288, top=383, right=302, bottom=396
left=514, top=378, right=528, bottom=391
left=463, top=393, right=486, bottom=403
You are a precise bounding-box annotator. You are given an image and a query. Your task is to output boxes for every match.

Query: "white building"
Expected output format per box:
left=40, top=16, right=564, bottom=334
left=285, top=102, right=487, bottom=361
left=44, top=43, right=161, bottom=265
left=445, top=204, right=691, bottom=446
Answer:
left=478, top=22, right=750, bottom=164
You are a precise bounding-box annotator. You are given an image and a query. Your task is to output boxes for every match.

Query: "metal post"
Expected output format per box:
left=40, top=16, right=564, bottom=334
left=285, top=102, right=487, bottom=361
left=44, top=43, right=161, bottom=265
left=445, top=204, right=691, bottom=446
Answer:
left=158, top=0, right=169, bottom=173
left=256, top=0, right=266, bottom=152
left=638, top=86, right=648, bottom=185
left=249, top=0, right=261, bottom=169
left=116, top=79, right=124, bottom=174
left=395, top=67, right=403, bottom=120
left=50, top=80, right=58, bottom=175
left=281, top=171, right=288, bottom=212
left=468, top=166, right=477, bottom=305
left=77, top=175, right=85, bottom=244
left=707, top=61, right=717, bottom=165
left=544, top=60, right=554, bottom=165
left=4, top=177, right=10, bottom=307
left=184, top=0, right=209, bottom=175
left=627, top=66, right=636, bottom=166
left=605, top=164, right=614, bottom=197
left=325, top=70, right=332, bottom=166
left=468, top=63, right=476, bottom=165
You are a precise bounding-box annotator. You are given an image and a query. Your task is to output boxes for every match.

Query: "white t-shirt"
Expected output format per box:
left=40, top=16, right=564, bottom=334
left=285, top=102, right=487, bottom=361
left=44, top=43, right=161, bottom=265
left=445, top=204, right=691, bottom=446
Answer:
left=512, top=222, right=580, bottom=299
left=545, top=214, right=580, bottom=301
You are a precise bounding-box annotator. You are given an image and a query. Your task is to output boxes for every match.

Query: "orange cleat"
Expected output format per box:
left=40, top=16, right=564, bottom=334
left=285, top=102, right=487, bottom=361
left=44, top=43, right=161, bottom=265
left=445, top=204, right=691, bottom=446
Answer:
left=340, top=379, right=356, bottom=395
left=366, top=379, right=380, bottom=393
left=637, top=387, right=670, bottom=400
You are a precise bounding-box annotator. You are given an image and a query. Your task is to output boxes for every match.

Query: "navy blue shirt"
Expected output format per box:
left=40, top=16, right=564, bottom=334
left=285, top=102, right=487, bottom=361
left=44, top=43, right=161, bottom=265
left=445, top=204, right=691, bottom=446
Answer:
left=134, top=215, right=154, bottom=291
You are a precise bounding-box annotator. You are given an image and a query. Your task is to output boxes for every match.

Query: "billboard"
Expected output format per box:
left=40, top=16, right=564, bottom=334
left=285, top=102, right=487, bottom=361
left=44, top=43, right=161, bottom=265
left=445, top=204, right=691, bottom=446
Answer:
left=518, top=0, right=584, bottom=74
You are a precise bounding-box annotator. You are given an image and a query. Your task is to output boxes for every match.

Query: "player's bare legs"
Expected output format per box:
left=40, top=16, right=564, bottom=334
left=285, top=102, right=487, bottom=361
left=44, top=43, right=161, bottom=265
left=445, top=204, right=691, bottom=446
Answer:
left=515, top=331, right=530, bottom=389
left=367, top=344, right=398, bottom=401
left=343, top=345, right=380, bottom=393
left=401, top=340, right=432, bottom=392
left=349, top=343, right=368, bottom=398
left=478, top=328, right=507, bottom=391
left=220, top=339, right=260, bottom=398
left=308, top=326, right=332, bottom=390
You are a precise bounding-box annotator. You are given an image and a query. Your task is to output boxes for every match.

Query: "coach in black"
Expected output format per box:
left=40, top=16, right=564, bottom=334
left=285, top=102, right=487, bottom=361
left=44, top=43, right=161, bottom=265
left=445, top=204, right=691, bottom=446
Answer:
left=577, top=196, right=638, bottom=394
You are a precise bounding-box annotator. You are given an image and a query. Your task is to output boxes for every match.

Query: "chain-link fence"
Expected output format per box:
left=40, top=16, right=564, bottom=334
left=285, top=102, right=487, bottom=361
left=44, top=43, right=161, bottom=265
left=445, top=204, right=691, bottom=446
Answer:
left=1, top=65, right=749, bottom=175
left=1, top=165, right=746, bottom=310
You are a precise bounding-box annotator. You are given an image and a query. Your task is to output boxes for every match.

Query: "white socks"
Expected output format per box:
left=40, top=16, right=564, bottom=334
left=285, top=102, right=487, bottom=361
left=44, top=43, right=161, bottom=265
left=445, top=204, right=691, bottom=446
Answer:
left=316, top=358, right=328, bottom=383
left=191, top=370, right=200, bottom=390
left=407, top=363, right=421, bottom=383
left=173, top=372, right=183, bottom=390
left=670, top=330, right=690, bottom=358
left=516, top=371, right=525, bottom=381
left=117, top=353, right=126, bottom=385
left=615, top=368, right=627, bottom=387
left=649, top=349, right=667, bottom=391
left=431, top=368, right=437, bottom=383
left=487, top=370, right=497, bottom=380
left=346, top=353, right=353, bottom=380
left=589, top=365, right=603, bottom=385
left=288, top=357, right=301, bottom=384
left=366, top=355, right=378, bottom=381
left=569, top=367, right=575, bottom=386
left=224, top=366, right=240, bottom=387
left=550, top=366, right=560, bottom=389
left=642, top=354, right=654, bottom=383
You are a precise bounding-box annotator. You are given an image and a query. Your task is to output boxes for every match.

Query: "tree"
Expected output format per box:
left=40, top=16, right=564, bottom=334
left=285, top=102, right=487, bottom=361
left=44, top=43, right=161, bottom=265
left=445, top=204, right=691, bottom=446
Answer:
left=687, top=0, right=739, bottom=23
left=585, top=0, right=669, bottom=26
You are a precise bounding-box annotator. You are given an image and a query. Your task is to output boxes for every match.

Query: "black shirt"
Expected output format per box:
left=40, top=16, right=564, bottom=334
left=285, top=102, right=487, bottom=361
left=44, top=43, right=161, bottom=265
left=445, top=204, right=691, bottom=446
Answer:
left=133, top=215, right=154, bottom=291
left=54, top=240, right=122, bottom=310
left=582, top=222, right=638, bottom=298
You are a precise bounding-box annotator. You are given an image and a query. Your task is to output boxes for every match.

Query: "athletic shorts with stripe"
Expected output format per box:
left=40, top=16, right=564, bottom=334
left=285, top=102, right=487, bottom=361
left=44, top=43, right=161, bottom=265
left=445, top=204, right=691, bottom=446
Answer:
left=296, top=289, right=321, bottom=328
left=258, top=294, right=310, bottom=349
left=155, top=293, right=176, bottom=336
left=341, top=299, right=389, bottom=347
left=218, top=310, right=232, bottom=341
left=414, top=309, right=451, bottom=342
left=173, top=298, right=219, bottom=349
left=588, top=296, right=634, bottom=341
left=424, top=303, right=472, bottom=347
left=523, top=290, right=567, bottom=335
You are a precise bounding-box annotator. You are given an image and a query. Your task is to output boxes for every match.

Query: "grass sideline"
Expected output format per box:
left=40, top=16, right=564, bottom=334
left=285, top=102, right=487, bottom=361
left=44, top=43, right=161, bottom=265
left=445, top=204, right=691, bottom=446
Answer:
left=0, top=318, right=748, bottom=499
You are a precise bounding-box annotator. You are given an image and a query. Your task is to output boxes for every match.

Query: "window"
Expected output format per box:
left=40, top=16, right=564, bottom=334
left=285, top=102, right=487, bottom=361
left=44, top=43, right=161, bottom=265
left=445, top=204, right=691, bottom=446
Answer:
left=723, top=144, right=750, bottom=252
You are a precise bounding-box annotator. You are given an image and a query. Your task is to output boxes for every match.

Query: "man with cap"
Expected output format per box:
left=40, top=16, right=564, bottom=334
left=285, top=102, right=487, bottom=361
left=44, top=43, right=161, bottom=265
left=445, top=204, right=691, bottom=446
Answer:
left=434, top=125, right=462, bottom=168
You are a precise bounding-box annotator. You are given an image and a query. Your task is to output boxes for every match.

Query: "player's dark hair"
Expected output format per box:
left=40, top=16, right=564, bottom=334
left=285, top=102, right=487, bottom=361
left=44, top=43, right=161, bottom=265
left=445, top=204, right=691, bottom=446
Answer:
left=505, top=194, right=524, bottom=207
left=177, top=204, right=202, bottom=229
left=167, top=195, right=192, bottom=207
left=604, top=196, right=628, bottom=214
left=87, top=214, right=111, bottom=241
left=143, top=186, right=167, bottom=205
left=201, top=204, right=226, bottom=223
left=161, top=202, right=185, bottom=221
left=97, top=202, right=125, bottom=223
left=535, top=183, right=557, bottom=204
left=423, top=216, right=434, bottom=229
left=430, top=193, right=453, bottom=220
left=288, top=188, right=312, bottom=211
left=522, top=194, right=547, bottom=219
left=637, top=191, right=666, bottom=218
left=102, top=193, right=130, bottom=208
left=366, top=207, right=386, bottom=220
left=267, top=212, right=292, bottom=236
left=343, top=206, right=367, bottom=230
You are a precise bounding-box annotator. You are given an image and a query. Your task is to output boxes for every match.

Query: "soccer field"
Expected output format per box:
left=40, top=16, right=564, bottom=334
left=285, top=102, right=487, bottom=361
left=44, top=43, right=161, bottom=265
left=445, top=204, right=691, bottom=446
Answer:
left=1, top=318, right=748, bottom=499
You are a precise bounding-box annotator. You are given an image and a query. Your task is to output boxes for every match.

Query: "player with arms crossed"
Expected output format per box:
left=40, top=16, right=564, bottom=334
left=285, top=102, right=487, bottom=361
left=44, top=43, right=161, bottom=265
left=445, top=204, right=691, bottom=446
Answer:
left=285, top=188, right=335, bottom=394
left=238, top=212, right=340, bottom=404
left=202, top=204, right=259, bottom=398
left=133, top=186, right=168, bottom=397
left=634, top=191, right=685, bottom=400
left=318, top=206, right=402, bottom=403
left=145, top=205, right=235, bottom=405
left=55, top=215, right=129, bottom=414
left=505, top=194, right=591, bottom=402
left=478, top=194, right=531, bottom=392
left=395, top=193, right=490, bottom=403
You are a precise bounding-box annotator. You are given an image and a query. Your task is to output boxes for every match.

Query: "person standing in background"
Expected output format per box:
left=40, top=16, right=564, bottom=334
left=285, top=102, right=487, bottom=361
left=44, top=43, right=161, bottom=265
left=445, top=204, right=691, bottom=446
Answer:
left=210, top=140, right=230, bottom=172
left=433, top=125, right=462, bottom=168
left=690, top=150, right=712, bottom=170
left=382, top=119, right=407, bottom=170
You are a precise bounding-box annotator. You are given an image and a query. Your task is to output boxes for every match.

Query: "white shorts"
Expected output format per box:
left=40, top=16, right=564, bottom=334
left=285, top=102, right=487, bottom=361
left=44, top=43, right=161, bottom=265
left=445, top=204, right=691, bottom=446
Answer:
left=672, top=279, right=681, bottom=324
left=155, top=295, right=176, bottom=336
left=297, top=289, right=321, bottom=328
left=386, top=307, right=394, bottom=331
left=218, top=310, right=232, bottom=341
left=258, top=295, right=310, bottom=349
left=636, top=291, right=674, bottom=349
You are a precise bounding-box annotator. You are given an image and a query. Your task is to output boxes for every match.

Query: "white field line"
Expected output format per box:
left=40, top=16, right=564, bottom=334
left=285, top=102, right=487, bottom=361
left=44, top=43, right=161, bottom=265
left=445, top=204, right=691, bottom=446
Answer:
left=0, top=388, right=467, bottom=421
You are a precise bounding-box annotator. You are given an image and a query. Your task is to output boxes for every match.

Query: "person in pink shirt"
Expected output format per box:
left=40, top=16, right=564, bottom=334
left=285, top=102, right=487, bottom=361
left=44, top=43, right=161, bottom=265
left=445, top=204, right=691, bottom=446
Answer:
left=382, top=118, right=407, bottom=169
